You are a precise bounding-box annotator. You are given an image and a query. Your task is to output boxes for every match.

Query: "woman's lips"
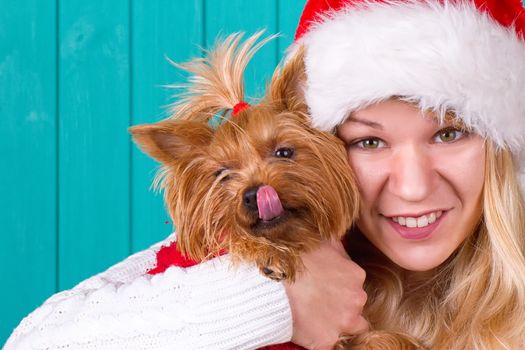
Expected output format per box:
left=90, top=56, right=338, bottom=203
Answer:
left=387, top=211, right=448, bottom=240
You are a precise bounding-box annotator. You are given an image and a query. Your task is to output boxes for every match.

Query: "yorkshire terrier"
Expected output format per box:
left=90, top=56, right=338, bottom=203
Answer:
left=130, top=32, right=425, bottom=350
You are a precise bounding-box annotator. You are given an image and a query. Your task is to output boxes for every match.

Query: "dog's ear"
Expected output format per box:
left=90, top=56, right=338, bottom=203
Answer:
left=129, top=120, right=213, bottom=165
left=268, top=46, right=308, bottom=115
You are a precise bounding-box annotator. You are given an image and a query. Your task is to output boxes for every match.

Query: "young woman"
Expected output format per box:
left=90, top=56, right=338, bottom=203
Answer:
left=338, top=99, right=520, bottom=348
left=5, top=0, right=525, bottom=349
left=287, top=1, right=525, bottom=348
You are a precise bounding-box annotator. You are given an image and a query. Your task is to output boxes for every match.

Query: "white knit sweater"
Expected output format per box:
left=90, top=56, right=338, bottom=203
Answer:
left=3, top=233, right=293, bottom=350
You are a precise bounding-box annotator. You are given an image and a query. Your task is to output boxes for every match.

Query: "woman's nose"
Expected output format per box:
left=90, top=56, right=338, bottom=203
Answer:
left=387, top=145, right=436, bottom=202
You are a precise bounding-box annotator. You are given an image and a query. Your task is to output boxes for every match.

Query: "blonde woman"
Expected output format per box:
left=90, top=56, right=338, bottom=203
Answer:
left=5, top=0, right=525, bottom=349
left=336, top=99, right=525, bottom=349
left=287, top=0, right=525, bottom=348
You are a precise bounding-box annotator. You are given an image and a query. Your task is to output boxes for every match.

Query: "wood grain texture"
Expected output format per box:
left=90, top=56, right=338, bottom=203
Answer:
left=58, top=0, right=130, bottom=290
left=0, top=0, right=57, bottom=344
left=205, top=0, right=279, bottom=98
left=131, top=0, right=204, bottom=253
left=278, top=0, right=305, bottom=59
left=0, top=0, right=306, bottom=344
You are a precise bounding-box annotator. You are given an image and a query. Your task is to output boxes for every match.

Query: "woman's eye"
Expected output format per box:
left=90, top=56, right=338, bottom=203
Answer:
left=434, top=128, right=466, bottom=143
left=354, top=138, right=385, bottom=149
left=275, top=147, right=295, bottom=158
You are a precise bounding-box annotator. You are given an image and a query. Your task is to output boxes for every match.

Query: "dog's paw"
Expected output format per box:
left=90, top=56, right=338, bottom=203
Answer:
left=260, top=266, right=287, bottom=281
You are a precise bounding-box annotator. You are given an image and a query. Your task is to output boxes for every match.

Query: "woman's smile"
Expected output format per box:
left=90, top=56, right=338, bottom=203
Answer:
left=384, top=209, right=448, bottom=240
left=338, top=100, right=485, bottom=271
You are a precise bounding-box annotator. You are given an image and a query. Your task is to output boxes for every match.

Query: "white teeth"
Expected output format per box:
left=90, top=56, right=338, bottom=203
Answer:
left=406, top=217, right=417, bottom=228
left=417, top=216, right=428, bottom=228
left=392, top=211, right=443, bottom=228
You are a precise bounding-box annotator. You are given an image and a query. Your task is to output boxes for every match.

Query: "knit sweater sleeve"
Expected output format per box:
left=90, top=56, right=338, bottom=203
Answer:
left=3, top=233, right=293, bottom=350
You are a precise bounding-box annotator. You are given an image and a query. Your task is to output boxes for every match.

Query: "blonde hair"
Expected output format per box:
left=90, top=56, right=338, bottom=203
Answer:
left=352, top=142, right=525, bottom=349
left=164, top=31, right=276, bottom=123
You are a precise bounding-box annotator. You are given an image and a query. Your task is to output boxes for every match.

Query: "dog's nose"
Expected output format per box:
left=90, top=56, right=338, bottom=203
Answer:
left=243, top=186, right=259, bottom=212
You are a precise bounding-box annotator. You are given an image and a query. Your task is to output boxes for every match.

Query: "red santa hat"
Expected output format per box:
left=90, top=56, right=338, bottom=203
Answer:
left=291, top=0, right=525, bottom=158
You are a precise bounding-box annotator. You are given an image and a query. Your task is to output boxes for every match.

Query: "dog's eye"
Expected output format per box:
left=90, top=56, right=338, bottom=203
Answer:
left=214, top=167, right=230, bottom=182
left=274, top=147, right=294, bottom=158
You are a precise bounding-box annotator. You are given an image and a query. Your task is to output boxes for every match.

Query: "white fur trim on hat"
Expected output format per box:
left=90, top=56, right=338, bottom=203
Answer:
left=293, top=0, right=525, bottom=154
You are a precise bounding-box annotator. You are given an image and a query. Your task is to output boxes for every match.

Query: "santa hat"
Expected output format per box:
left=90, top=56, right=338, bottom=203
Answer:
left=291, top=0, right=525, bottom=159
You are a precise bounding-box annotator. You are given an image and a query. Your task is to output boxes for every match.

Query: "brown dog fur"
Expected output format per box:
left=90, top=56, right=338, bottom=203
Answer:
left=130, top=32, right=425, bottom=349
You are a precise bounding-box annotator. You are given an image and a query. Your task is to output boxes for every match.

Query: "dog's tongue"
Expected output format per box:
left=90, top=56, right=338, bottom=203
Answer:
left=257, top=185, right=284, bottom=221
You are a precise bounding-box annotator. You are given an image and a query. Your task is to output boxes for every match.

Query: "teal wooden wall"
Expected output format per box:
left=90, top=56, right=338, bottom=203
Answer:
left=0, top=0, right=305, bottom=344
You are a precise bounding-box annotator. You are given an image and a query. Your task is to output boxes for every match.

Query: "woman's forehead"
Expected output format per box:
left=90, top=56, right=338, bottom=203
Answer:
left=343, top=101, right=467, bottom=131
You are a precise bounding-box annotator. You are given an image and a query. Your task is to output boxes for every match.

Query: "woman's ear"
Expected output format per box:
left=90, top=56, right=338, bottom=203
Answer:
left=129, top=119, right=213, bottom=165
left=268, top=46, right=308, bottom=115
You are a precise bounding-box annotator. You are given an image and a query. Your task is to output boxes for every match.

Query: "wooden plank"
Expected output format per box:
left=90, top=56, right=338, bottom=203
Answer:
left=205, top=0, right=279, bottom=98
left=0, top=0, right=57, bottom=343
left=58, top=0, right=130, bottom=290
left=131, top=0, right=204, bottom=252
left=277, top=0, right=305, bottom=60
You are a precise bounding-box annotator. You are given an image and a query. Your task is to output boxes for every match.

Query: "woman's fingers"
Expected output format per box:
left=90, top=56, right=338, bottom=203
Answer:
left=284, top=240, right=369, bottom=350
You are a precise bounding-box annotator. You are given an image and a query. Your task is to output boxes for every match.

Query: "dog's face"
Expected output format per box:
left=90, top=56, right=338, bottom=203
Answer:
left=130, top=50, right=359, bottom=278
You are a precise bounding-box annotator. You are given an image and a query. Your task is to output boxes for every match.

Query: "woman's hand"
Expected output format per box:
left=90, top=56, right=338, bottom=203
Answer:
left=284, top=239, right=369, bottom=350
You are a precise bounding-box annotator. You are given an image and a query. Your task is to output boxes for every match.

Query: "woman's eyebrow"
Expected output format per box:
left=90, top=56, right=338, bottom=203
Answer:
left=345, top=116, right=384, bottom=130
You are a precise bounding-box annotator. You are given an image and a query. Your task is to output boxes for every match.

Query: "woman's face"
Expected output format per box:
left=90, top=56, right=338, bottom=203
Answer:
left=337, top=100, right=485, bottom=271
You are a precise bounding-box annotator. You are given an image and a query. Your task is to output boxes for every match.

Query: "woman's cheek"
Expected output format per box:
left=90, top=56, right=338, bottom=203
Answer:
left=348, top=153, right=389, bottom=204
left=433, top=139, right=485, bottom=201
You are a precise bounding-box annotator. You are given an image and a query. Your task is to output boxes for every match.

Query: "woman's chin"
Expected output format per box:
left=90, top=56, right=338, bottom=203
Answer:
left=384, top=245, right=451, bottom=272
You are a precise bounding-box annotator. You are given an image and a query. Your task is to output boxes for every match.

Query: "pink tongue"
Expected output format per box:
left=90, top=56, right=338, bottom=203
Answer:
left=257, top=185, right=284, bottom=221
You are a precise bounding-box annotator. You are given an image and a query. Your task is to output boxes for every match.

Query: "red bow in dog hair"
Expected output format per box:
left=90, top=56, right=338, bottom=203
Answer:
left=148, top=242, right=304, bottom=349
left=232, top=101, right=251, bottom=116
